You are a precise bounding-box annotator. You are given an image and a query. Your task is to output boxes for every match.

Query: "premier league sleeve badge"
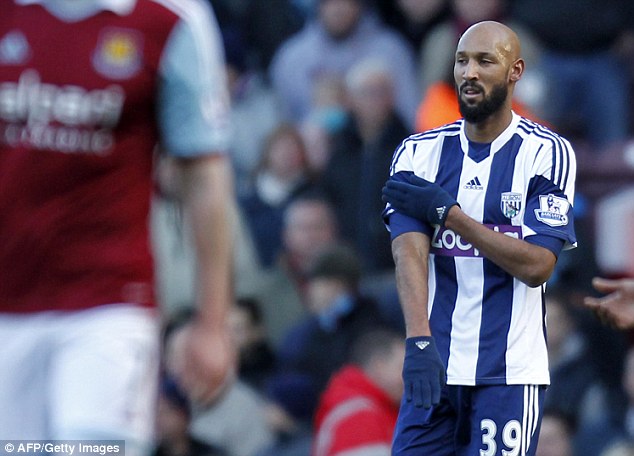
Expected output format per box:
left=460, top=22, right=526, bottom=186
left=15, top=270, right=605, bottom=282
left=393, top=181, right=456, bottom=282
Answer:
left=534, top=194, right=570, bottom=227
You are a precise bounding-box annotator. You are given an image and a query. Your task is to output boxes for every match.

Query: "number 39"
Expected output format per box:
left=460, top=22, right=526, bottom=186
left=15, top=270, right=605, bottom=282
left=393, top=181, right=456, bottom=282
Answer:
left=480, top=418, right=522, bottom=456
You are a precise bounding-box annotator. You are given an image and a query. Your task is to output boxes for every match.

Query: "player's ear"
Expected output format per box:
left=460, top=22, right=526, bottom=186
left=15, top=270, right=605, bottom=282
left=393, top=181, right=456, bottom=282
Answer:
left=509, top=58, right=524, bottom=83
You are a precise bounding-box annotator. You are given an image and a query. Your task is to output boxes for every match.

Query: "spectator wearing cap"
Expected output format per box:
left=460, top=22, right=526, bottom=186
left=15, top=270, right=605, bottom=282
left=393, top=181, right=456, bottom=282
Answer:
left=266, top=243, right=397, bottom=425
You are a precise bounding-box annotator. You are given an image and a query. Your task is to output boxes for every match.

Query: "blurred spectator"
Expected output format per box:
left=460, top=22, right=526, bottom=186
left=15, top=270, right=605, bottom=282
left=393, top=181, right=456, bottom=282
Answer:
left=275, top=195, right=337, bottom=286
left=574, top=345, right=634, bottom=456
left=239, top=123, right=318, bottom=267
left=418, top=0, right=543, bottom=112
left=207, top=0, right=247, bottom=25
left=290, top=0, right=319, bottom=18
left=617, top=347, right=634, bottom=441
left=319, top=57, right=410, bottom=274
left=299, top=118, right=335, bottom=175
left=544, top=290, right=602, bottom=429
left=269, top=0, right=420, bottom=128
left=298, top=75, right=348, bottom=176
left=222, top=27, right=284, bottom=194
left=151, top=155, right=261, bottom=319
left=154, top=375, right=226, bottom=456
left=237, top=195, right=341, bottom=346
left=241, top=0, right=305, bottom=71
left=535, top=409, right=574, bottom=456
left=155, top=314, right=219, bottom=456
left=312, top=327, right=404, bottom=456
left=151, top=155, right=197, bottom=317
left=209, top=0, right=304, bottom=71
left=568, top=287, right=630, bottom=407
left=163, top=309, right=276, bottom=456
left=591, top=187, right=634, bottom=280
left=228, top=297, right=276, bottom=392
left=415, top=75, right=542, bottom=132
left=375, top=0, right=451, bottom=50
left=188, top=382, right=276, bottom=456
left=510, top=0, right=634, bottom=146
left=268, top=243, right=397, bottom=424
left=304, top=75, right=350, bottom=138
left=600, top=441, right=634, bottom=456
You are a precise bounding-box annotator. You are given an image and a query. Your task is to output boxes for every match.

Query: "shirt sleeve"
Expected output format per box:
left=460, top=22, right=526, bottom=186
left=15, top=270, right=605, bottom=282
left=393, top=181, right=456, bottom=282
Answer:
left=386, top=211, right=433, bottom=240
left=525, top=233, right=565, bottom=258
left=157, top=5, right=232, bottom=157
left=522, top=133, right=577, bottom=250
left=382, top=137, right=435, bottom=238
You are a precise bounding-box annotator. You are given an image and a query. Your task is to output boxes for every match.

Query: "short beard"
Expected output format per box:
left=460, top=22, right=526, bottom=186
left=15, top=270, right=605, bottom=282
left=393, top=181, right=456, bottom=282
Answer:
left=458, top=82, right=508, bottom=124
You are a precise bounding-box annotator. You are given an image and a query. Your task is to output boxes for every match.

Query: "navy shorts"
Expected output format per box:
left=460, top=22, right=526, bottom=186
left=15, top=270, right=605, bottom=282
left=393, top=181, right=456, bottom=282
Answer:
left=392, top=384, right=546, bottom=456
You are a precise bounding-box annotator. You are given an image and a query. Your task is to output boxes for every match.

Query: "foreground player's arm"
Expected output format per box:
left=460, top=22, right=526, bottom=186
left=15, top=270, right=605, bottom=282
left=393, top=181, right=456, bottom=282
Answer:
left=175, top=154, right=237, bottom=403
left=156, top=4, right=237, bottom=404
left=445, top=206, right=556, bottom=287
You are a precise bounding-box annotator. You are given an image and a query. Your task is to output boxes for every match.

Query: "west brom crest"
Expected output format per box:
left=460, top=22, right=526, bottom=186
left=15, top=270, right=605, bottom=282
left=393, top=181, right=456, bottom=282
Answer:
left=501, top=192, right=522, bottom=219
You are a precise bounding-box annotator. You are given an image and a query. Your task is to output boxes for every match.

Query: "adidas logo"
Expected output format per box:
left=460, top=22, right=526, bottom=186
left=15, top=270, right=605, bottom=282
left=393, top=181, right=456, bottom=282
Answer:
left=464, top=176, right=484, bottom=190
left=415, top=341, right=430, bottom=350
left=0, top=31, right=31, bottom=65
left=435, top=206, right=446, bottom=220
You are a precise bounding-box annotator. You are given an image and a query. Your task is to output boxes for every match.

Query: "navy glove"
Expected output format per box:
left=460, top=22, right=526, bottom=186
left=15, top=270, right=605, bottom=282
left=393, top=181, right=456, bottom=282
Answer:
left=403, top=336, right=446, bottom=409
left=383, top=175, right=458, bottom=226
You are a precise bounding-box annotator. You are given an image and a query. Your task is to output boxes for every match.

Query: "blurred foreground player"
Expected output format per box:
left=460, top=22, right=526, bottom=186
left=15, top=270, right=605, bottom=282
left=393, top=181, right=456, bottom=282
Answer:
left=0, top=1, right=236, bottom=453
left=382, top=21, right=577, bottom=455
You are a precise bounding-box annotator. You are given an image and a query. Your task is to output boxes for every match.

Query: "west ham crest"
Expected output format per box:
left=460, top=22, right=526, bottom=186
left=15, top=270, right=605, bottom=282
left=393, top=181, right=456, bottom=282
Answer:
left=92, top=27, right=143, bottom=80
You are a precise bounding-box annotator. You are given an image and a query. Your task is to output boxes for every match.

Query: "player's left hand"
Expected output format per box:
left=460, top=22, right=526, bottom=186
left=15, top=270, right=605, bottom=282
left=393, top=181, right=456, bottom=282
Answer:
left=403, top=336, right=446, bottom=408
left=382, top=174, right=458, bottom=226
left=167, top=318, right=237, bottom=406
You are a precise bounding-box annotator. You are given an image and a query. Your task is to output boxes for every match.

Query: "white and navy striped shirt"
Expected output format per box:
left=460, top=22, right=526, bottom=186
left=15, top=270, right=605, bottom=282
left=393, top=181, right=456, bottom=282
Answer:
left=384, top=112, right=577, bottom=386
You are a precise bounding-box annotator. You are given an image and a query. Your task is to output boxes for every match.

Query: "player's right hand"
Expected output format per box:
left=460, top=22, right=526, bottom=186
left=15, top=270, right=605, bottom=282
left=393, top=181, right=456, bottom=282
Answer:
left=166, top=319, right=237, bottom=406
left=403, top=336, right=446, bottom=408
left=382, top=174, right=459, bottom=226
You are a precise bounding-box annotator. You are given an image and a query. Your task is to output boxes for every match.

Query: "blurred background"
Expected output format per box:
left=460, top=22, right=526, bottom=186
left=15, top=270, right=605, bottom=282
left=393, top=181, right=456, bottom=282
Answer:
left=152, top=1, right=634, bottom=455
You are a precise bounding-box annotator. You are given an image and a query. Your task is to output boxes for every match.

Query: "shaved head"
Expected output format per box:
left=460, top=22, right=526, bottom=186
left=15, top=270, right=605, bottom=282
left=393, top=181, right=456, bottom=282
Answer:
left=458, top=21, right=521, bottom=66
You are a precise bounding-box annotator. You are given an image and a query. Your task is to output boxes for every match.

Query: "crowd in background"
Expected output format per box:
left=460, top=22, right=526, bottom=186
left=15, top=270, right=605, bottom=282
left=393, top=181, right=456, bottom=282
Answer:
left=152, top=0, right=634, bottom=455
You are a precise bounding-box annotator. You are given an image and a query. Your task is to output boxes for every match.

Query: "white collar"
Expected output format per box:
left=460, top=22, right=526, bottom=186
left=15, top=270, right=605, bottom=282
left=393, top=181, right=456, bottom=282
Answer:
left=15, top=0, right=136, bottom=17
left=459, top=111, right=521, bottom=156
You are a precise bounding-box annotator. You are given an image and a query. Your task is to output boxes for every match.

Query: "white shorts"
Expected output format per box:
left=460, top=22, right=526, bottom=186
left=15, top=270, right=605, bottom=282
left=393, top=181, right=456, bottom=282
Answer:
left=0, top=304, right=160, bottom=455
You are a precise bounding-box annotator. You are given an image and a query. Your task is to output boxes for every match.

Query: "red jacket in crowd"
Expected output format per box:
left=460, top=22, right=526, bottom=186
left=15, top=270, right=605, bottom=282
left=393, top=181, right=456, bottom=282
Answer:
left=312, top=366, right=399, bottom=456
